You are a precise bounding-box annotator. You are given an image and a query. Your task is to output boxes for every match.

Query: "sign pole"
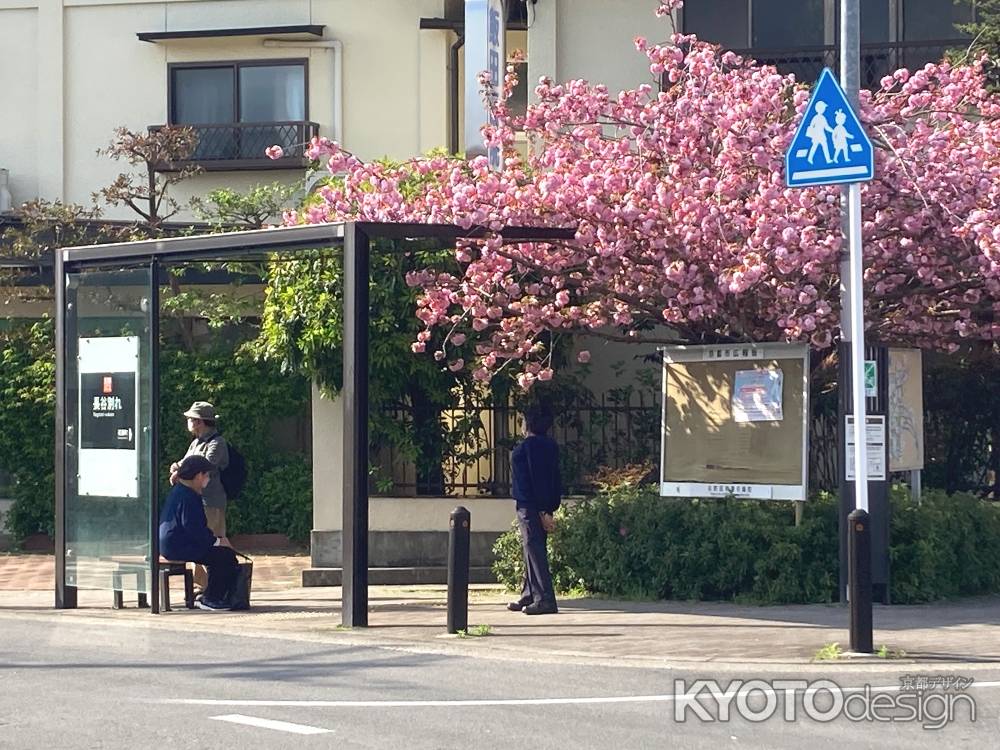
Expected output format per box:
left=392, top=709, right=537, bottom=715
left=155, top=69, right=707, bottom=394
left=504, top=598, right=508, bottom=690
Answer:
left=784, top=0, right=875, bottom=653
left=847, top=181, right=869, bottom=514
left=841, top=0, right=874, bottom=653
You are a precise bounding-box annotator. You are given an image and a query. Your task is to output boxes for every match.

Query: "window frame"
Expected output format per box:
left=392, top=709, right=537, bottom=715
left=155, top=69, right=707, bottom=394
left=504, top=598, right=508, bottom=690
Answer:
left=680, top=0, right=977, bottom=48
left=167, top=58, right=310, bottom=126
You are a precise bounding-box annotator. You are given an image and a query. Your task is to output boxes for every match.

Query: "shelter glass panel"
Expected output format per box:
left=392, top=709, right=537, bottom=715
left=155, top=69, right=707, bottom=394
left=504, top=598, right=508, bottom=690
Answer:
left=64, top=267, right=153, bottom=594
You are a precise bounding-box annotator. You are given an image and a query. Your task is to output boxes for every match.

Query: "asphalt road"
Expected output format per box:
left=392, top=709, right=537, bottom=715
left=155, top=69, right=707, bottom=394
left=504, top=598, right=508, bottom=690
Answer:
left=0, top=615, right=997, bottom=749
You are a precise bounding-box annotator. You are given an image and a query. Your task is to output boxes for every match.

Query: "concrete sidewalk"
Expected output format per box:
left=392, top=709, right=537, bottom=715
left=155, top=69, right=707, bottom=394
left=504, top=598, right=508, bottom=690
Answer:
left=3, top=552, right=1000, bottom=669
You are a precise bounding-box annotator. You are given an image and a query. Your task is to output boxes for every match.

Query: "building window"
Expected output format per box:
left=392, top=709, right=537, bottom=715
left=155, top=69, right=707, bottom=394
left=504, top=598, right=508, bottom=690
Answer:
left=903, top=0, right=975, bottom=40
left=683, top=0, right=975, bottom=87
left=684, top=0, right=974, bottom=47
left=167, top=60, right=309, bottom=164
left=751, top=0, right=825, bottom=48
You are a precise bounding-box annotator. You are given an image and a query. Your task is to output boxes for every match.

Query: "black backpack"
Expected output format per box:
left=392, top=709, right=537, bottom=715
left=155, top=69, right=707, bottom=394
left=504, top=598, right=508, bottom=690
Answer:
left=221, top=444, right=248, bottom=501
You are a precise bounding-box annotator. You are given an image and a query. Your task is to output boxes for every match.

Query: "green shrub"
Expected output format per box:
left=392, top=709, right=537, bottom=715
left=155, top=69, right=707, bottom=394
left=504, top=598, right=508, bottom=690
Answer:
left=890, top=489, right=1000, bottom=602
left=0, top=321, right=56, bottom=541
left=226, top=457, right=312, bottom=542
left=493, top=480, right=1000, bottom=605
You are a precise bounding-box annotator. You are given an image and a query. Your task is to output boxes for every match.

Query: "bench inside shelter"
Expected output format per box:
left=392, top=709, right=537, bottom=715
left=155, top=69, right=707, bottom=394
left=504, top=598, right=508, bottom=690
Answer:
left=106, top=556, right=195, bottom=611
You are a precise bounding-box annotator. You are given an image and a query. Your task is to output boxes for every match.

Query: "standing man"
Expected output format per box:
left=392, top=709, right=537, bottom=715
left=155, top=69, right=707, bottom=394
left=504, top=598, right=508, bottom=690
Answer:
left=170, top=401, right=229, bottom=590
left=507, top=404, right=561, bottom=615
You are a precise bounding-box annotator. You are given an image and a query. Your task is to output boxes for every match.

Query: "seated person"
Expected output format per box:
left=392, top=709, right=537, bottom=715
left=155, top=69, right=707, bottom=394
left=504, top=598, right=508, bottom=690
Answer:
left=159, top=454, right=238, bottom=611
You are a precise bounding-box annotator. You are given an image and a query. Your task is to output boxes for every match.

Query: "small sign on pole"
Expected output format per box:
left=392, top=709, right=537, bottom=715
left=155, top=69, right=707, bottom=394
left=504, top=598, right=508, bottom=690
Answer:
left=864, top=360, right=877, bottom=398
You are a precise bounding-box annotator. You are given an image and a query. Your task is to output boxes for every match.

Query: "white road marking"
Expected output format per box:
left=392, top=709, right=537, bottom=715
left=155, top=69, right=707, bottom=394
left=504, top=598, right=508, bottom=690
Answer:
left=169, top=680, right=1000, bottom=709
left=209, top=714, right=332, bottom=734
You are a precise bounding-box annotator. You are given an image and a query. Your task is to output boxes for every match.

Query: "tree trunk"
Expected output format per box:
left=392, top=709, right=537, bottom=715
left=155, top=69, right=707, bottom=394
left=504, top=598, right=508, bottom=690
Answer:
left=166, top=272, right=197, bottom=353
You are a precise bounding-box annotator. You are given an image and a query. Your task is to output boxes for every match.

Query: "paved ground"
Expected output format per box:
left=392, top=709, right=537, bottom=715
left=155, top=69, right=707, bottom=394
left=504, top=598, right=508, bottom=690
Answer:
left=1, top=616, right=996, bottom=749
left=5, top=553, right=1000, bottom=746
left=0, top=553, right=308, bottom=592
left=4, top=552, right=1000, bottom=669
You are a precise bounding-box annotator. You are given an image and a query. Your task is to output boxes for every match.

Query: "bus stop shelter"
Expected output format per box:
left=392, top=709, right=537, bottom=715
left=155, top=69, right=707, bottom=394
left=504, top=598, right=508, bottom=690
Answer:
left=53, top=221, right=575, bottom=624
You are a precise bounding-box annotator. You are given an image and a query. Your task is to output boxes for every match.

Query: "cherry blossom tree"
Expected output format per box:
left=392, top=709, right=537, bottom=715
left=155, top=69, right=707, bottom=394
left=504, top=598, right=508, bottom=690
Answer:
left=274, top=0, right=1000, bottom=388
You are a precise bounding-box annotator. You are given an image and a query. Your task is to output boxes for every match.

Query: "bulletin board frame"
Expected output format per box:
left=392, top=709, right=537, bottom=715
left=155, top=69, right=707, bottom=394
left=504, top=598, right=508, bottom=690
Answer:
left=660, top=342, right=810, bottom=502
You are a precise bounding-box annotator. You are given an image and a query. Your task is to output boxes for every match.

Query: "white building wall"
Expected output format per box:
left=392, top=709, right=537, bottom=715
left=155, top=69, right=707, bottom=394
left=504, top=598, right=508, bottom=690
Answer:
left=1, top=0, right=451, bottom=218
left=0, top=7, right=39, bottom=207
left=529, top=0, right=673, bottom=96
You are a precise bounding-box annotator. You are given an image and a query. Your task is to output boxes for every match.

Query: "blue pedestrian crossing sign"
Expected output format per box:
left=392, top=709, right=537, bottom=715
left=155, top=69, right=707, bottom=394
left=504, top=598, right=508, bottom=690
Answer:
left=785, top=68, right=874, bottom=188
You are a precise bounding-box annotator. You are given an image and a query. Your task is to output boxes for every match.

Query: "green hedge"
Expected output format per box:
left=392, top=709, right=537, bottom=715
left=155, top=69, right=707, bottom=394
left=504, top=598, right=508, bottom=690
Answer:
left=493, top=483, right=1000, bottom=605
left=0, top=321, right=57, bottom=540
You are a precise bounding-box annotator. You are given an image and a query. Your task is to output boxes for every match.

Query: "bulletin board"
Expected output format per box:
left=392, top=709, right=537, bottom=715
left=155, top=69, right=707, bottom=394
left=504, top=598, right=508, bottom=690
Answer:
left=660, top=343, right=810, bottom=501
left=887, top=348, right=924, bottom=472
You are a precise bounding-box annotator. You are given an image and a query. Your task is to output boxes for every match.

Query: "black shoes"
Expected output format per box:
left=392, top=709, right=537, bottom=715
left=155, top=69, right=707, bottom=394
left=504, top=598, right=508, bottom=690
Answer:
left=507, top=597, right=532, bottom=612
left=522, top=601, right=558, bottom=615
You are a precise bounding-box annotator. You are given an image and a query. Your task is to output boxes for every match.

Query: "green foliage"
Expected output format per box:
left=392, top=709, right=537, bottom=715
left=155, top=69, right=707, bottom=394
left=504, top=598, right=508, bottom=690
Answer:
left=456, top=623, right=493, bottom=638
left=0, top=330, right=313, bottom=545
left=191, top=182, right=303, bottom=230
left=493, top=476, right=1000, bottom=605
left=254, top=239, right=481, bottom=490
left=890, top=487, right=1000, bottom=602
left=814, top=643, right=843, bottom=661
left=922, top=349, right=1000, bottom=494
left=226, top=457, right=312, bottom=542
left=953, top=0, right=1000, bottom=89
left=159, top=345, right=313, bottom=541
left=0, top=320, right=56, bottom=540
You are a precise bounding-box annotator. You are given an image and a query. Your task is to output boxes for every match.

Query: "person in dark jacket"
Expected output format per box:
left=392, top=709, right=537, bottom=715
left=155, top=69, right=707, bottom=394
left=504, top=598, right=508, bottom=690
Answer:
left=159, top=454, right=238, bottom=611
left=508, top=404, right=561, bottom=615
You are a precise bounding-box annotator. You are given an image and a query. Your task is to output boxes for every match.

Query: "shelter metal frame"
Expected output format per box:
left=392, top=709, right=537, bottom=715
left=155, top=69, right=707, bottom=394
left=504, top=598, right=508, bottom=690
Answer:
left=54, top=221, right=575, bottom=626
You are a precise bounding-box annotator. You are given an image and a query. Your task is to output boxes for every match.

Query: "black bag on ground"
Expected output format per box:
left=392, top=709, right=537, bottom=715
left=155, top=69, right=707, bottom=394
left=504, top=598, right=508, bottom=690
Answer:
left=227, top=553, right=253, bottom=611
left=220, top=444, right=247, bottom=501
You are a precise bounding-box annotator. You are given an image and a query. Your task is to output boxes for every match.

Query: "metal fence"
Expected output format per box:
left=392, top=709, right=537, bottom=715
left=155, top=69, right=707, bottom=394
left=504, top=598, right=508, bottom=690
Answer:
left=151, top=121, right=320, bottom=169
left=373, top=393, right=662, bottom=498
left=732, top=39, right=972, bottom=88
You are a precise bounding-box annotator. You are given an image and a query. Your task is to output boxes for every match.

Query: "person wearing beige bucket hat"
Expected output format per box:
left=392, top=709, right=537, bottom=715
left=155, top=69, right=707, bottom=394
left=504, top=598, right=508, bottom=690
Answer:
left=170, top=401, right=230, bottom=591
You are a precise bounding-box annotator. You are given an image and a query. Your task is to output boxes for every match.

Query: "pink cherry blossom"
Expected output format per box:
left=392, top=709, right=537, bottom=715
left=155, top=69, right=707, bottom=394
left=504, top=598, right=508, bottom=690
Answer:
left=265, top=145, right=284, bottom=160
left=285, top=2, right=1000, bottom=386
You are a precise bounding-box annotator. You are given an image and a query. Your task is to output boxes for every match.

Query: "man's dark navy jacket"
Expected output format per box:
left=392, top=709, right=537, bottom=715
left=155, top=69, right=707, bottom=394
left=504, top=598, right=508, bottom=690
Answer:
left=511, top=435, right=562, bottom=513
left=159, top=483, right=216, bottom=561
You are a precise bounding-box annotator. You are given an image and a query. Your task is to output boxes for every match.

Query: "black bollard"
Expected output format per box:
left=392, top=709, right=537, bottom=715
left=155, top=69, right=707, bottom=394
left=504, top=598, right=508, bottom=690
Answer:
left=848, top=508, right=873, bottom=653
left=447, top=506, right=471, bottom=634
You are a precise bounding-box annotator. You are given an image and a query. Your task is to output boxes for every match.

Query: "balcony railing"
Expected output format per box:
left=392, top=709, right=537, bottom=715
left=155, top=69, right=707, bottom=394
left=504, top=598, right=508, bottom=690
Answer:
left=731, top=39, right=973, bottom=89
left=151, top=121, right=320, bottom=171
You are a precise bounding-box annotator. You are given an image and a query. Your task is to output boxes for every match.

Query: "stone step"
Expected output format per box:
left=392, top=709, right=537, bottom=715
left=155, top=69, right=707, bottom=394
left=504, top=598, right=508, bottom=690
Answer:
left=302, top=566, right=497, bottom=587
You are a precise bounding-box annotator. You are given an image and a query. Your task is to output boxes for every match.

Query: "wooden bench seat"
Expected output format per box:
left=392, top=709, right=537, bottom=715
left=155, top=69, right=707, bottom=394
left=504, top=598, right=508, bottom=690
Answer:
left=108, top=556, right=194, bottom=612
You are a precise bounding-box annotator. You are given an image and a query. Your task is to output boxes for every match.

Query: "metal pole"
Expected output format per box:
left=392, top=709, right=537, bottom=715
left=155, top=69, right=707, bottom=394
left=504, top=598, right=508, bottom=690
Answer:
left=837, top=0, right=861, bottom=603
left=842, top=0, right=873, bottom=653
left=342, top=224, right=370, bottom=628
left=149, top=259, right=160, bottom=615
left=847, top=182, right=869, bottom=512
left=847, top=508, right=873, bottom=652
left=54, top=251, right=76, bottom=609
left=447, top=506, right=471, bottom=634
